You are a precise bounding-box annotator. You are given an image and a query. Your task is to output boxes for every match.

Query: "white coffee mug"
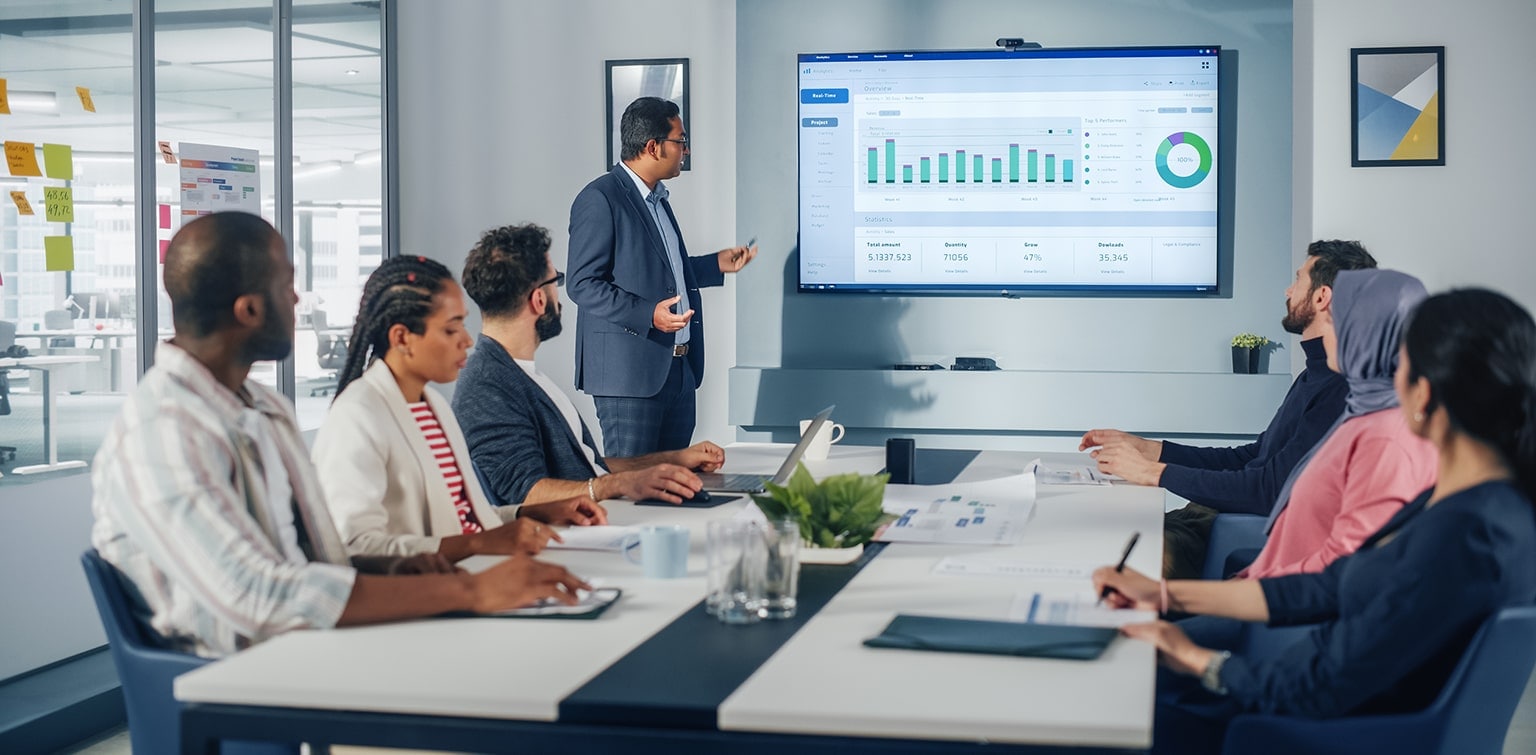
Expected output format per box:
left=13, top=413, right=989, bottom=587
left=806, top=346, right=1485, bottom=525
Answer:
left=798, top=419, right=846, bottom=461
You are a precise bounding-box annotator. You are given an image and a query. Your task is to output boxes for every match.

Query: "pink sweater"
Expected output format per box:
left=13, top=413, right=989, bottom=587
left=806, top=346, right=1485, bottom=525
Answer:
left=1241, top=408, right=1437, bottom=579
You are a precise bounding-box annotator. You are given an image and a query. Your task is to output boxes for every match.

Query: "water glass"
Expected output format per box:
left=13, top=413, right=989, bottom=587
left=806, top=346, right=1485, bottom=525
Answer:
left=761, top=518, right=802, bottom=619
left=706, top=520, right=765, bottom=624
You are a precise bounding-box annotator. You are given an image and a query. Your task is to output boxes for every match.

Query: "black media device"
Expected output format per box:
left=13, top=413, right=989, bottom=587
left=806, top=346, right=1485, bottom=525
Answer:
left=952, top=357, right=999, bottom=371
left=886, top=437, right=916, bottom=485
left=893, top=363, right=946, bottom=371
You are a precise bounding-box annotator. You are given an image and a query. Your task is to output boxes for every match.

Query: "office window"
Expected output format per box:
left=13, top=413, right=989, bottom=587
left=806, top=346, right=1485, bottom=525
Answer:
left=0, top=8, right=139, bottom=476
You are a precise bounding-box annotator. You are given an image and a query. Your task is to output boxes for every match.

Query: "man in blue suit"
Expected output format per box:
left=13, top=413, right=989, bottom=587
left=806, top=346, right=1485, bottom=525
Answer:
left=568, top=96, right=756, bottom=457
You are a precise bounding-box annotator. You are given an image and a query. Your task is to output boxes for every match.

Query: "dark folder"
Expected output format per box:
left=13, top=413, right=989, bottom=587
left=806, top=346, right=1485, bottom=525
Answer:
left=863, top=614, right=1118, bottom=660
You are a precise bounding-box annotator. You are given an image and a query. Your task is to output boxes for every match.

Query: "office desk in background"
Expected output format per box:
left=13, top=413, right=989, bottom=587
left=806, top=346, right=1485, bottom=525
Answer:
left=0, top=354, right=100, bottom=475
left=16, top=328, right=137, bottom=393
left=176, top=448, right=1163, bottom=753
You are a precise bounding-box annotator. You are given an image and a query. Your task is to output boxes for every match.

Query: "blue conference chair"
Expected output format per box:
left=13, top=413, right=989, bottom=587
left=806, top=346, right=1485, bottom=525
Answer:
left=1221, top=605, right=1536, bottom=755
left=80, top=550, right=298, bottom=755
left=1201, top=513, right=1267, bottom=580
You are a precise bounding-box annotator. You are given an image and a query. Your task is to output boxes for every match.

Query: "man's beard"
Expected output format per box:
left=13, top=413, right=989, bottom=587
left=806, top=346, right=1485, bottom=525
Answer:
left=535, top=304, right=563, bottom=342
left=1281, top=298, right=1314, bottom=335
left=245, top=292, right=294, bottom=362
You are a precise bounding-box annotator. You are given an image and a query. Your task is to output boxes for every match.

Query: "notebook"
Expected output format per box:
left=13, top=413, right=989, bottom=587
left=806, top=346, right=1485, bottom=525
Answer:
left=697, top=405, right=835, bottom=493
left=862, top=614, right=1118, bottom=660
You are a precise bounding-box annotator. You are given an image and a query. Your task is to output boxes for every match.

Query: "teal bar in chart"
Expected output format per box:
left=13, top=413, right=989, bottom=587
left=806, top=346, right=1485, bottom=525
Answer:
left=938, top=153, right=948, bottom=183
left=991, top=157, right=1002, bottom=183
left=920, top=157, right=931, bottom=183
left=956, top=150, right=966, bottom=182
left=1045, top=153, right=1056, bottom=182
left=1063, top=158, right=1074, bottom=182
left=867, top=148, right=878, bottom=183
left=1008, top=144, right=1020, bottom=183
left=885, top=139, right=896, bottom=183
left=1027, top=149, right=1039, bottom=182
left=973, top=154, right=984, bottom=182
left=902, top=164, right=913, bottom=183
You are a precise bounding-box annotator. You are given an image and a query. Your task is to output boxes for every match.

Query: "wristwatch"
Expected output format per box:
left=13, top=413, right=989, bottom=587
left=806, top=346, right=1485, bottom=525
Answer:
left=1200, top=650, right=1232, bottom=695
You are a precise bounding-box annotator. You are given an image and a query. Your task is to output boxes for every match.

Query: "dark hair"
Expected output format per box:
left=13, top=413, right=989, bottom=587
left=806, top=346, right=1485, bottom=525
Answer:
left=1306, top=239, right=1377, bottom=292
left=619, top=96, right=680, bottom=161
left=335, top=255, right=454, bottom=398
left=163, top=212, right=280, bottom=337
left=1404, top=288, right=1536, bottom=501
left=461, top=224, right=552, bottom=318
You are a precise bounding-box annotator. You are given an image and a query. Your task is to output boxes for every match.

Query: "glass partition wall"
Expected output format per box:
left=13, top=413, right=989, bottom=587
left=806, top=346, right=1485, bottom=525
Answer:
left=0, top=0, right=387, bottom=481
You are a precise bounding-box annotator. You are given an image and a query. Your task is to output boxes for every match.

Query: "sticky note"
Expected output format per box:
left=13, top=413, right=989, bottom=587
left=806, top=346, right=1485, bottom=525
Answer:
left=0, top=78, right=9, bottom=115
left=44, top=236, right=75, bottom=272
left=159, top=239, right=171, bottom=263
left=5, top=141, right=42, bottom=176
left=76, top=86, right=95, bottom=113
left=43, top=143, right=73, bottom=180
left=44, top=186, right=73, bottom=223
left=158, top=140, right=177, bottom=164
left=10, top=191, right=33, bottom=215
left=158, top=203, right=171, bottom=229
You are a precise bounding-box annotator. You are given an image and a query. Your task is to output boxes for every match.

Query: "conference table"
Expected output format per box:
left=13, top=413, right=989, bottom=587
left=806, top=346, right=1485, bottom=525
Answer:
left=175, top=445, right=1165, bottom=753
left=0, top=354, right=100, bottom=476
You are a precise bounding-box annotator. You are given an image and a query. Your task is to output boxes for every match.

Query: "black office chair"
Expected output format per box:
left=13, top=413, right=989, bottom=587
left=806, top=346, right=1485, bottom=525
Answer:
left=310, top=309, right=349, bottom=397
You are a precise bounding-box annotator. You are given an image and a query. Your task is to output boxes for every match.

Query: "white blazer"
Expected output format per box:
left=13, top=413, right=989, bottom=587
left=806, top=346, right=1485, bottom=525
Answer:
left=312, top=360, right=512, bottom=556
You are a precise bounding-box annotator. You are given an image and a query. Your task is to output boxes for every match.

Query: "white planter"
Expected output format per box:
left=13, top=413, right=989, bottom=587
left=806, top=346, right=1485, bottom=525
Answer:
left=799, top=543, right=864, bottom=565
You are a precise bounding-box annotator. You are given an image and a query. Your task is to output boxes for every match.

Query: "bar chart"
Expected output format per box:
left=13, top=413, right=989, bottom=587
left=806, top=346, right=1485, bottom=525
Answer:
left=860, top=117, right=1081, bottom=190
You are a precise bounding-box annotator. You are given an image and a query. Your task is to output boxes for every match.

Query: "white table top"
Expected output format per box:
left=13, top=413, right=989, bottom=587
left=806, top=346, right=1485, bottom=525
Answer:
left=0, top=354, right=101, bottom=368
left=175, top=447, right=1161, bottom=748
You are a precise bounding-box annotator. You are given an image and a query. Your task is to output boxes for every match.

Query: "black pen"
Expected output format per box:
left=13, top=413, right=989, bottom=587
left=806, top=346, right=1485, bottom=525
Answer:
left=1097, top=531, right=1141, bottom=606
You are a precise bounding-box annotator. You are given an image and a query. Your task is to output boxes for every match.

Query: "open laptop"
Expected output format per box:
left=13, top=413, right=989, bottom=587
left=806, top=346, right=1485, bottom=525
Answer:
left=698, top=405, right=835, bottom=493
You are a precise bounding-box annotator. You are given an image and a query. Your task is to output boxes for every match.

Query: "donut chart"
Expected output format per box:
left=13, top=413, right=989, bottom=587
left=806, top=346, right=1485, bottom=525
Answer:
left=1155, top=131, right=1212, bottom=189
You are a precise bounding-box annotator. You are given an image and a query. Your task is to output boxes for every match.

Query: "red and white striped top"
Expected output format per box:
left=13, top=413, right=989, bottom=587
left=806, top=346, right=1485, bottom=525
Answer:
left=409, top=401, right=484, bottom=535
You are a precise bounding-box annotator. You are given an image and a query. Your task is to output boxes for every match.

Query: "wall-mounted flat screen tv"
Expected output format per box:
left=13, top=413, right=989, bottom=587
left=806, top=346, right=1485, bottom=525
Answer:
left=797, top=46, right=1221, bottom=295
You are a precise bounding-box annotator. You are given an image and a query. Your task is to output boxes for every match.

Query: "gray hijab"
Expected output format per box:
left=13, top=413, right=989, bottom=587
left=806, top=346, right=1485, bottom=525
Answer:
left=1264, top=269, right=1429, bottom=531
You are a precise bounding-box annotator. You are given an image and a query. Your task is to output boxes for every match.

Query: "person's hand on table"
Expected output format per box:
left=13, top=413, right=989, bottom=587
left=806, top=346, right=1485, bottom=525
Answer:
left=477, top=517, right=560, bottom=554
left=1091, top=565, right=1161, bottom=611
left=520, top=496, right=608, bottom=526
left=652, top=295, right=694, bottom=333
left=1090, top=440, right=1166, bottom=486
left=717, top=243, right=758, bottom=273
left=1120, top=621, right=1217, bottom=677
left=472, top=555, right=591, bottom=611
left=1079, top=428, right=1163, bottom=460
left=673, top=441, right=724, bottom=472
left=606, top=464, right=702, bottom=503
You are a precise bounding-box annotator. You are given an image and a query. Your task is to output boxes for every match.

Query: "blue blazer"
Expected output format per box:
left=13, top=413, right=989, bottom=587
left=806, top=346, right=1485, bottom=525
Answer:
left=567, top=164, right=724, bottom=398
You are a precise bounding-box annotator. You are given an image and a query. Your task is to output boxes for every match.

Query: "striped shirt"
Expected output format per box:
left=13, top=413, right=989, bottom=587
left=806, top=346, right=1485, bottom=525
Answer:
left=408, top=400, right=483, bottom=534
left=90, top=342, right=356, bottom=658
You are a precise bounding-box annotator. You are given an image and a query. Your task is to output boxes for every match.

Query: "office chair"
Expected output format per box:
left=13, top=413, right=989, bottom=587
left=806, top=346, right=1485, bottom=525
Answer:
left=80, top=550, right=300, bottom=755
left=1221, top=605, right=1536, bottom=755
left=0, top=320, right=17, bottom=462
left=310, top=309, right=349, bottom=397
left=1200, top=513, right=1267, bottom=580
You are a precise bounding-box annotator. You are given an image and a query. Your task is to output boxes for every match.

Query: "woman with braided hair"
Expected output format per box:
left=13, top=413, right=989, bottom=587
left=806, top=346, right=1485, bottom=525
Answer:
left=313, top=255, right=607, bottom=562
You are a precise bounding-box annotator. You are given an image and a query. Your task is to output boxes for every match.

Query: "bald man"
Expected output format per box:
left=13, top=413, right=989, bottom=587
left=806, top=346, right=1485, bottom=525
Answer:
left=90, top=212, right=586, bottom=658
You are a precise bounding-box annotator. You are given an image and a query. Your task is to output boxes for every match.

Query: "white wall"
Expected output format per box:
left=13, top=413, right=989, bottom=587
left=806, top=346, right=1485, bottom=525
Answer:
left=396, top=0, right=738, bottom=449
left=1298, top=0, right=1536, bottom=312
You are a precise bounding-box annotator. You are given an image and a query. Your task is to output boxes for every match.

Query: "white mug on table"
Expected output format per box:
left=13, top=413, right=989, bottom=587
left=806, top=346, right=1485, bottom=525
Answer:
left=798, top=418, right=846, bottom=461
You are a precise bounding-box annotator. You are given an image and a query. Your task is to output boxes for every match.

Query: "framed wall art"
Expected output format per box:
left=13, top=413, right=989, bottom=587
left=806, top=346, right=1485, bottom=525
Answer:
left=606, top=58, right=689, bottom=171
left=1351, top=46, right=1444, bottom=166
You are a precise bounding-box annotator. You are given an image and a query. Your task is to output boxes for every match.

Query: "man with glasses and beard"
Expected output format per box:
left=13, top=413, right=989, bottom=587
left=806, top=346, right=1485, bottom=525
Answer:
left=454, top=223, right=725, bottom=510
left=91, top=213, right=588, bottom=659
left=1079, top=240, right=1377, bottom=579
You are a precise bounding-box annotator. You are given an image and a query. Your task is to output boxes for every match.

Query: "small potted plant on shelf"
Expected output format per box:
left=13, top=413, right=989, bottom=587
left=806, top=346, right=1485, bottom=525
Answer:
left=752, top=463, right=893, bottom=564
left=1231, top=333, right=1273, bottom=374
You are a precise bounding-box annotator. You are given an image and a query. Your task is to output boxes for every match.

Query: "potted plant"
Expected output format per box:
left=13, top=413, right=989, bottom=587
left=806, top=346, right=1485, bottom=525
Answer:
left=1231, top=333, right=1273, bottom=374
left=752, top=463, right=893, bottom=564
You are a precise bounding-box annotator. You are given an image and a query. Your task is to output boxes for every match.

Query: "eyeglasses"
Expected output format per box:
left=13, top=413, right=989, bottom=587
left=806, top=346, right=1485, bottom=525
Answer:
left=536, top=271, right=565, bottom=288
left=660, top=137, right=690, bottom=148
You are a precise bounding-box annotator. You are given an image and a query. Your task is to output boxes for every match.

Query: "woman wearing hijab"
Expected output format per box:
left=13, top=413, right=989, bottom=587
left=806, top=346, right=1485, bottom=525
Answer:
left=1094, top=288, right=1536, bottom=753
left=1236, top=268, right=1438, bottom=578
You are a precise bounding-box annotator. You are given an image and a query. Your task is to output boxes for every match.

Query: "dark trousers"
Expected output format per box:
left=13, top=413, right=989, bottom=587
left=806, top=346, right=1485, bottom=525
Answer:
left=594, top=357, right=696, bottom=458
left=1164, top=503, right=1220, bottom=579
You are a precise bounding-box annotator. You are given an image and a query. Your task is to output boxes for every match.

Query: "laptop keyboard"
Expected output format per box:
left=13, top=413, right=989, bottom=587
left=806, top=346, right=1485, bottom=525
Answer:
left=700, top=473, right=771, bottom=492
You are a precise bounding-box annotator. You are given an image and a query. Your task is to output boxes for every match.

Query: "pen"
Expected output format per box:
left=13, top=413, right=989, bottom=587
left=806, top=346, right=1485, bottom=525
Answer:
left=1097, top=531, right=1140, bottom=606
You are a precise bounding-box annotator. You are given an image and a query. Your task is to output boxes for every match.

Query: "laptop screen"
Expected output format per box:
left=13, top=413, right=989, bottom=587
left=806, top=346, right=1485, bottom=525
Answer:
left=768, top=405, right=836, bottom=484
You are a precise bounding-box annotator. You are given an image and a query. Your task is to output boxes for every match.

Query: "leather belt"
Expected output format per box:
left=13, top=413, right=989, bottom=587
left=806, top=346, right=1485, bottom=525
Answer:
left=672, top=344, right=689, bottom=357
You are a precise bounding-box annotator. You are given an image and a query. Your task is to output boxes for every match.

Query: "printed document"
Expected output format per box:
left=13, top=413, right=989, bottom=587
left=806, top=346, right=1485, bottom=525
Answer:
left=875, top=473, right=1036, bottom=545
left=1027, top=457, right=1119, bottom=485
left=1010, top=589, right=1154, bottom=628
